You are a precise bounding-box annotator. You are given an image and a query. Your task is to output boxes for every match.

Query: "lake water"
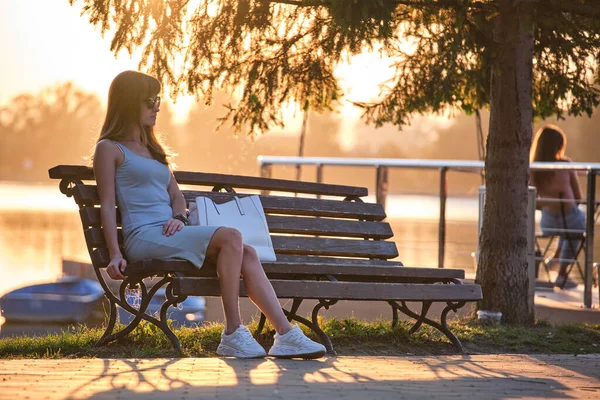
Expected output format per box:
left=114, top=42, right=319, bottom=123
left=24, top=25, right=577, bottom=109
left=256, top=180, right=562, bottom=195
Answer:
left=2, top=180, right=598, bottom=299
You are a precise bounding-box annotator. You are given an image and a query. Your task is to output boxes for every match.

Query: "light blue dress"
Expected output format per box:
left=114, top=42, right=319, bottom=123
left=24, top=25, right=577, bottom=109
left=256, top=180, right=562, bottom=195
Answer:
left=113, top=141, right=219, bottom=268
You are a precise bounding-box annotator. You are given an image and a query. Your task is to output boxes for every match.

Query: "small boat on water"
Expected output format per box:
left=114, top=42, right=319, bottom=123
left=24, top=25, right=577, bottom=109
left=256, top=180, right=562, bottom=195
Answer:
left=0, top=276, right=105, bottom=324
left=0, top=276, right=206, bottom=327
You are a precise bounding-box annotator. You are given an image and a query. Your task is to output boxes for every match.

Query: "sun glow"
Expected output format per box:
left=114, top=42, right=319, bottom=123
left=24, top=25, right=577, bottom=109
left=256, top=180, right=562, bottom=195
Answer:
left=333, top=51, right=396, bottom=150
left=1, top=1, right=140, bottom=107
left=1, top=1, right=453, bottom=140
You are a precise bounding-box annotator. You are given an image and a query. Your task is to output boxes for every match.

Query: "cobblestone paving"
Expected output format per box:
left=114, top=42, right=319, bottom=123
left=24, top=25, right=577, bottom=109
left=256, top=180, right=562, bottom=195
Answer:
left=1, top=355, right=599, bottom=399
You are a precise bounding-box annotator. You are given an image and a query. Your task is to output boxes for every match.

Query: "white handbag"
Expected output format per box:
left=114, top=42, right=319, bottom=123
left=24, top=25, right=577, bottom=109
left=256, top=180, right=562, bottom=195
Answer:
left=188, top=195, right=277, bottom=262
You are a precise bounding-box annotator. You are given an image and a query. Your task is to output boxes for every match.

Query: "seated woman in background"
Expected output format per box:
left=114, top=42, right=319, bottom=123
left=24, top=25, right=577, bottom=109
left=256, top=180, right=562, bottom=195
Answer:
left=530, top=124, right=584, bottom=289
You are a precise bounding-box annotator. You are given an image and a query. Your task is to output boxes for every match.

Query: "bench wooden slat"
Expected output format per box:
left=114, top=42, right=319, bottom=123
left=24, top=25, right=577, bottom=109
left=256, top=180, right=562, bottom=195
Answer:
left=184, top=192, right=387, bottom=220
left=72, top=185, right=98, bottom=206
left=85, top=227, right=398, bottom=259
left=93, top=248, right=409, bottom=269
left=48, top=165, right=94, bottom=180
left=80, top=207, right=120, bottom=227
left=49, top=165, right=368, bottom=197
left=271, top=236, right=398, bottom=258
left=91, top=249, right=463, bottom=282
left=93, top=249, right=403, bottom=269
left=72, top=186, right=386, bottom=220
left=85, top=228, right=124, bottom=247
left=274, top=255, right=404, bottom=266
left=269, top=215, right=393, bottom=239
left=91, top=249, right=114, bottom=268
left=176, top=171, right=368, bottom=197
left=79, top=208, right=393, bottom=239
left=173, top=278, right=483, bottom=301
left=261, top=262, right=464, bottom=280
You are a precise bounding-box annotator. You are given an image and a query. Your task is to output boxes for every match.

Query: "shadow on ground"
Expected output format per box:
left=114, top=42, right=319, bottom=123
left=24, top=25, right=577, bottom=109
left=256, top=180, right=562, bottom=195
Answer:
left=59, top=355, right=585, bottom=400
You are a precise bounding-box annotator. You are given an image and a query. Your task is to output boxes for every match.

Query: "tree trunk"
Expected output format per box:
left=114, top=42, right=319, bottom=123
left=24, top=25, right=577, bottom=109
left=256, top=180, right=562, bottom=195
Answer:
left=475, top=0, right=534, bottom=324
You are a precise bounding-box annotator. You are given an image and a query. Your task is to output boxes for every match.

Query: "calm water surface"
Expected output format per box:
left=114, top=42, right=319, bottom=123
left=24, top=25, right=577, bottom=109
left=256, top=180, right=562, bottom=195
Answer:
left=3, top=181, right=597, bottom=300
left=0, top=182, right=481, bottom=299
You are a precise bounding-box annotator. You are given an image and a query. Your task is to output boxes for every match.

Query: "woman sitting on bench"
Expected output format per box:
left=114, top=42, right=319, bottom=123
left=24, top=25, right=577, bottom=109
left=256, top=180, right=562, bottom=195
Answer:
left=93, top=70, right=325, bottom=359
left=530, top=124, right=584, bottom=290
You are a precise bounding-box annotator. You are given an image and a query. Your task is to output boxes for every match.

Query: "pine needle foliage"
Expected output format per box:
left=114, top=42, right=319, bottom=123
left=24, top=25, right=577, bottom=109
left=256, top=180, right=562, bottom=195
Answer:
left=69, top=0, right=600, bottom=136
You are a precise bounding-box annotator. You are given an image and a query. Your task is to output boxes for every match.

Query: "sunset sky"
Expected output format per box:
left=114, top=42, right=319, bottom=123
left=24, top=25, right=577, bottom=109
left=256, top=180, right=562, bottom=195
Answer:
left=1, top=1, right=141, bottom=104
left=0, top=0, right=454, bottom=148
left=1, top=1, right=383, bottom=117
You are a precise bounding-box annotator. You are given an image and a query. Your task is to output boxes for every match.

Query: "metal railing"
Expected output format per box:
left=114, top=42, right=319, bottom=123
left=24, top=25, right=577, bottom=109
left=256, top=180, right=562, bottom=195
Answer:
left=257, top=156, right=600, bottom=308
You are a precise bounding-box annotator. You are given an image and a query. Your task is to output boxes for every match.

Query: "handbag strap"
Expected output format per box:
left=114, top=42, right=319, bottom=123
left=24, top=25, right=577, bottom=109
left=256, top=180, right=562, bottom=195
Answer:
left=203, top=196, right=245, bottom=216
left=235, top=196, right=245, bottom=215
left=202, top=197, right=212, bottom=222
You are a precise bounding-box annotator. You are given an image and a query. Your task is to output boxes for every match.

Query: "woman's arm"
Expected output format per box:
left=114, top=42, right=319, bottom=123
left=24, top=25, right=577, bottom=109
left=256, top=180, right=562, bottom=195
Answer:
left=167, top=173, right=187, bottom=216
left=161, top=173, right=186, bottom=237
left=93, top=140, right=127, bottom=280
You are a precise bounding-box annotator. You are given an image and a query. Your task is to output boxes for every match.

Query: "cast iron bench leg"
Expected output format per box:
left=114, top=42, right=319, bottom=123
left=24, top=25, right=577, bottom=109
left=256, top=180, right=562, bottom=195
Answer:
left=390, top=301, right=432, bottom=332
left=409, top=301, right=433, bottom=334
left=311, top=300, right=337, bottom=354
left=96, top=278, right=154, bottom=346
left=287, top=298, right=303, bottom=322
left=279, top=299, right=337, bottom=355
left=254, top=313, right=267, bottom=336
left=254, top=298, right=303, bottom=337
left=97, top=276, right=183, bottom=353
left=96, top=298, right=118, bottom=347
left=389, top=299, right=466, bottom=353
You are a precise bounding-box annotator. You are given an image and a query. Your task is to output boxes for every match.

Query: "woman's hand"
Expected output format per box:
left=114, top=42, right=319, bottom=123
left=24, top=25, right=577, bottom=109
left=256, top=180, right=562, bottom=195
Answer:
left=163, top=218, right=184, bottom=237
left=107, top=255, right=127, bottom=280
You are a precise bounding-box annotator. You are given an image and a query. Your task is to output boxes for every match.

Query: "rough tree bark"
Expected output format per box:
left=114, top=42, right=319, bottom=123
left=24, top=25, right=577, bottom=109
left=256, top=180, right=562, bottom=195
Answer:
left=475, top=0, right=535, bottom=324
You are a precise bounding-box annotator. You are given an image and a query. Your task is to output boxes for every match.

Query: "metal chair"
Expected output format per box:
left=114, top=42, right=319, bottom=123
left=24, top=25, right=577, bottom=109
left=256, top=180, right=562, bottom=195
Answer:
left=535, top=194, right=599, bottom=288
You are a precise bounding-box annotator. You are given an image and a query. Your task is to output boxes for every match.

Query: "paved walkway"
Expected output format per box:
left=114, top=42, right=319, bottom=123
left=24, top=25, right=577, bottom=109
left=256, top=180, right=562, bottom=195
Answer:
left=1, top=355, right=599, bottom=399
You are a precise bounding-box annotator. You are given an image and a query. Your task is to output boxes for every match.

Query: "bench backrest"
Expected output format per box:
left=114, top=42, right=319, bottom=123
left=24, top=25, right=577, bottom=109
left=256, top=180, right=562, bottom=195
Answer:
left=49, top=165, right=399, bottom=269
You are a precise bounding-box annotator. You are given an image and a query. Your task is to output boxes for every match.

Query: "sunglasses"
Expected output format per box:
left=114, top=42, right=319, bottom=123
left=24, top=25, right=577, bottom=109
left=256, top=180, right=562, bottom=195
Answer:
left=144, top=96, right=161, bottom=109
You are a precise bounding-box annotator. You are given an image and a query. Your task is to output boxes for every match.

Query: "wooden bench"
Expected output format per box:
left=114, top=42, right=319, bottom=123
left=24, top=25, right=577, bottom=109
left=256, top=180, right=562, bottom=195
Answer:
left=49, top=165, right=482, bottom=354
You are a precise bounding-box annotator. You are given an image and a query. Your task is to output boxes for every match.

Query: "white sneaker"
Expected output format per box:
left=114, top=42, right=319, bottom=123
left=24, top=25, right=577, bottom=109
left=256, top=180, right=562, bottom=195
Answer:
left=268, top=325, right=326, bottom=359
left=216, top=325, right=266, bottom=358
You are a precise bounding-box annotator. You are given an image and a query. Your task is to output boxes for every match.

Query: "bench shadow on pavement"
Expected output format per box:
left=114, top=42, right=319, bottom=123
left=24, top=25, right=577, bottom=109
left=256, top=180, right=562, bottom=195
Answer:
left=62, top=355, right=580, bottom=400
left=529, top=354, right=600, bottom=387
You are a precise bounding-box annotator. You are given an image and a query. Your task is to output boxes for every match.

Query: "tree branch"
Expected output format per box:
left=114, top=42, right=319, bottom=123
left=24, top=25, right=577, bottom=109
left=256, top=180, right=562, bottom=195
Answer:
left=542, top=1, right=600, bottom=19
left=267, top=0, right=326, bottom=6
left=267, top=0, right=494, bottom=11
left=391, top=0, right=493, bottom=10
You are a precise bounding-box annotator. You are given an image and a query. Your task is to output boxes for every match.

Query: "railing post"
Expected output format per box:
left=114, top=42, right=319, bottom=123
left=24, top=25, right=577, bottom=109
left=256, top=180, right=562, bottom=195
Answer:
left=376, top=166, right=389, bottom=212
left=260, top=163, right=272, bottom=196
left=260, top=163, right=272, bottom=179
left=316, top=164, right=323, bottom=199
left=584, top=170, right=596, bottom=308
left=438, top=167, right=448, bottom=268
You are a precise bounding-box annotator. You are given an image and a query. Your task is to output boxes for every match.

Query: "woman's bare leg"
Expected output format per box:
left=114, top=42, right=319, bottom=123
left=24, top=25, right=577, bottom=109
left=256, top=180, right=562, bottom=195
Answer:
left=240, top=245, right=292, bottom=335
left=205, top=228, right=244, bottom=334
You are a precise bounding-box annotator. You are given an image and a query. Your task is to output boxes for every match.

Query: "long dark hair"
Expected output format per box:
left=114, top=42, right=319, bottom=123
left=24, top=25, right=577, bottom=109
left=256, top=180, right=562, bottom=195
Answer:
left=530, top=124, right=567, bottom=187
left=97, top=70, right=171, bottom=165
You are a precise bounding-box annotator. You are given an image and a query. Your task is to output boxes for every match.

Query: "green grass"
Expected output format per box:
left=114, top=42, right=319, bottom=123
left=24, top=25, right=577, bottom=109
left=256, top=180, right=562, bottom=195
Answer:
left=1, top=318, right=599, bottom=359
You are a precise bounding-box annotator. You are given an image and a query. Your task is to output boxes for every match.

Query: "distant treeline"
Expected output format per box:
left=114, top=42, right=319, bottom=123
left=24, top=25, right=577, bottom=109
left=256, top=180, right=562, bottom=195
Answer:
left=1, top=82, right=599, bottom=195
